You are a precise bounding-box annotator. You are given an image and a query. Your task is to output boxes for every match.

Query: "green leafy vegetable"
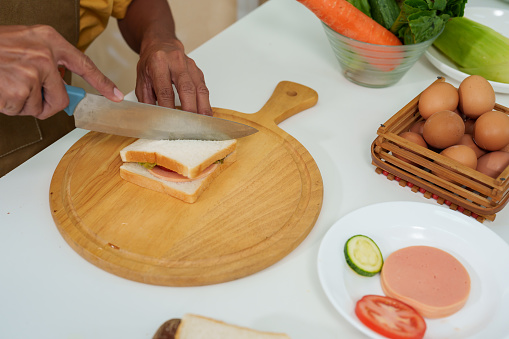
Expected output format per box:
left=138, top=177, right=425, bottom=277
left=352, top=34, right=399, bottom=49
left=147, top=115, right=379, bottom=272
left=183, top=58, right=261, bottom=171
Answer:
left=433, top=17, right=509, bottom=84
left=346, top=0, right=372, bottom=17
left=390, top=0, right=468, bottom=44
left=139, top=162, right=157, bottom=169
left=368, top=0, right=401, bottom=29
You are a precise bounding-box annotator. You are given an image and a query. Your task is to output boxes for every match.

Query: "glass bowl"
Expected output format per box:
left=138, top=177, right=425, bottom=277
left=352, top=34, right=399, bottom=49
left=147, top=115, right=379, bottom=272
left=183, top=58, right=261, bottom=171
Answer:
left=322, top=23, right=443, bottom=88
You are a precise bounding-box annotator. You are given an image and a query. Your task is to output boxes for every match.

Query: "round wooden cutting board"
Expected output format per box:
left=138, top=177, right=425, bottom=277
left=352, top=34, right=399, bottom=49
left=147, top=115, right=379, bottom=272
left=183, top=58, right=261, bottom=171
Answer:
left=50, top=81, right=323, bottom=286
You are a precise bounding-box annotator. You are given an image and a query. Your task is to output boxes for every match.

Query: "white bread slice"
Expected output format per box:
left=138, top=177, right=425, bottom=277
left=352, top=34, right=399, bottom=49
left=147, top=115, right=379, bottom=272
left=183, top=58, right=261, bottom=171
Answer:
left=120, top=139, right=237, bottom=179
left=175, top=314, right=291, bottom=339
left=120, top=151, right=236, bottom=203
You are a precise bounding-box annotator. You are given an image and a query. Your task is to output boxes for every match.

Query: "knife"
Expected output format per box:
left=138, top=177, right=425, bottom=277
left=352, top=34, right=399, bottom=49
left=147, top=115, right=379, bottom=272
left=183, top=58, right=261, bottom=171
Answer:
left=63, top=84, right=258, bottom=140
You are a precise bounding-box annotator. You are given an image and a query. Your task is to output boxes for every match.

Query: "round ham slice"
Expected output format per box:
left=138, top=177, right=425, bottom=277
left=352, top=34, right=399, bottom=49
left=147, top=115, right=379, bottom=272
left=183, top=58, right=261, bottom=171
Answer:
left=380, top=246, right=470, bottom=319
left=149, top=163, right=218, bottom=182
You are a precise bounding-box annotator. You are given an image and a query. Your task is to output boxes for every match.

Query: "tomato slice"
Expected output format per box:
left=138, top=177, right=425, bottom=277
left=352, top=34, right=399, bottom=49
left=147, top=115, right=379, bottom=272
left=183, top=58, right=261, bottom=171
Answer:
left=355, top=295, right=426, bottom=339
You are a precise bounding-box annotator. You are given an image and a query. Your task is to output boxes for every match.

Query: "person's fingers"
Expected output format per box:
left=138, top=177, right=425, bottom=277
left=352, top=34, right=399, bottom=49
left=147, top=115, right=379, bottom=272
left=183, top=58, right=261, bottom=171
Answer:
left=185, top=59, right=212, bottom=116
left=137, top=83, right=157, bottom=106
left=135, top=72, right=158, bottom=106
left=142, top=50, right=179, bottom=109
left=0, top=74, right=66, bottom=120
left=0, top=26, right=40, bottom=116
left=38, top=72, right=70, bottom=119
left=0, top=99, right=25, bottom=116
left=64, top=54, right=124, bottom=103
left=0, top=80, right=26, bottom=116
left=48, top=27, right=124, bottom=103
left=0, top=25, right=123, bottom=120
left=0, top=96, right=5, bottom=113
left=0, top=74, right=36, bottom=117
left=16, top=84, right=44, bottom=118
left=135, top=42, right=212, bottom=115
left=172, top=71, right=197, bottom=113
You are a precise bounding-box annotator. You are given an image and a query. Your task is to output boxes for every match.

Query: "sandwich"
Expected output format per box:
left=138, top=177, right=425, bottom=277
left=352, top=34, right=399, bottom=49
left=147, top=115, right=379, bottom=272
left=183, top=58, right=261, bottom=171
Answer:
left=153, top=313, right=291, bottom=339
left=119, top=139, right=237, bottom=203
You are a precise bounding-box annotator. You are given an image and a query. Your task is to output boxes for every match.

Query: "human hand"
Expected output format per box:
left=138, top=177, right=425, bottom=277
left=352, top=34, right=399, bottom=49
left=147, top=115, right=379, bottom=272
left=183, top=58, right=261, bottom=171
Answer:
left=135, top=39, right=213, bottom=116
left=0, top=25, right=123, bottom=119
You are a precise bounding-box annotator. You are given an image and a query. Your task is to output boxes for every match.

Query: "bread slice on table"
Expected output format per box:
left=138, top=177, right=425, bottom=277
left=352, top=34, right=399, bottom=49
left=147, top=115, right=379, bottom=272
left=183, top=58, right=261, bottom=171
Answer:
left=119, top=139, right=237, bottom=203
left=174, top=314, right=291, bottom=339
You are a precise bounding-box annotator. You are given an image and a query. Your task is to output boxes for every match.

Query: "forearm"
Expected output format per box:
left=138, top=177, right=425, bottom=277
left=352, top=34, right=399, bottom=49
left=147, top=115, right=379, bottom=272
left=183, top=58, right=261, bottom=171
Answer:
left=119, top=0, right=212, bottom=115
left=117, top=0, right=181, bottom=54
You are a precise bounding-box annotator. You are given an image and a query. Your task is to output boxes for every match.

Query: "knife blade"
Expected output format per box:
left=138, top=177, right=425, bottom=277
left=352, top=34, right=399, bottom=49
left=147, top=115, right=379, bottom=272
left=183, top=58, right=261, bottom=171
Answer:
left=63, top=85, right=258, bottom=140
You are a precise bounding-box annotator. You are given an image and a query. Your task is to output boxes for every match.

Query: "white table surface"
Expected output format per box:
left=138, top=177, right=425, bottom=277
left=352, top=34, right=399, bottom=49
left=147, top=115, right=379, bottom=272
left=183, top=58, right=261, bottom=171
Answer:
left=2, top=1, right=509, bottom=338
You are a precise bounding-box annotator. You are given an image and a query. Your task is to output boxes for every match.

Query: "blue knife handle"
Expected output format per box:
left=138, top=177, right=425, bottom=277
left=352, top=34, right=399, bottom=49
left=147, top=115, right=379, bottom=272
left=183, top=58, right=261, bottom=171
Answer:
left=63, top=84, right=86, bottom=116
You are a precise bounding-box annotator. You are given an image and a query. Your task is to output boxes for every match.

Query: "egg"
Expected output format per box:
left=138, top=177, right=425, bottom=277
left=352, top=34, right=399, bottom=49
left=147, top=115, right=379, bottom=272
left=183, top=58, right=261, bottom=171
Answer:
left=399, top=131, right=428, bottom=148
left=440, top=145, right=477, bottom=170
left=418, top=82, right=459, bottom=119
left=423, top=110, right=465, bottom=149
left=458, top=75, right=496, bottom=119
left=464, top=119, right=476, bottom=135
left=394, top=131, right=428, bottom=166
left=409, top=121, right=425, bottom=135
left=500, top=143, right=509, bottom=153
left=473, top=110, right=509, bottom=151
left=476, top=151, right=509, bottom=178
left=456, top=134, right=486, bottom=158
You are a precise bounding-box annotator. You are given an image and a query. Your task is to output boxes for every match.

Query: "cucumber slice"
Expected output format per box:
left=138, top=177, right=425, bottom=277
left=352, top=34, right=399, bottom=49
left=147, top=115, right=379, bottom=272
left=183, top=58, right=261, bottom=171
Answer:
left=344, top=235, right=383, bottom=277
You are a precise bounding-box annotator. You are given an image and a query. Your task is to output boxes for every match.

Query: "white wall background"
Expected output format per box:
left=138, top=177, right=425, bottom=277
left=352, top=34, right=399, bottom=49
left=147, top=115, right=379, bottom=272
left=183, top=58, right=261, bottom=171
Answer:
left=74, top=0, right=266, bottom=94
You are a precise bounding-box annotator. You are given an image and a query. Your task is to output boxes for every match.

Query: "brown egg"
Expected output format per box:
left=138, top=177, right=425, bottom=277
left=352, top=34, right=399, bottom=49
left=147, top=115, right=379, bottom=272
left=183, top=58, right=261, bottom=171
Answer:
left=409, top=121, right=425, bottom=135
left=473, top=110, right=509, bottom=151
left=464, top=119, right=476, bottom=135
left=477, top=151, right=509, bottom=178
left=394, top=131, right=428, bottom=165
left=418, top=82, right=459, bottom=119
left=500, top=143, right=509, bottom=153
left=456, top=134, right=487, bottom=158
left=458, top=75, right=496, bottom=119
left=423, top=110, right=465, bottom=149
left=453, top=108, right=465, bottom=119
left=440, top=145, right=478, bottom=170
left=399, top=131, right=428, bottom=147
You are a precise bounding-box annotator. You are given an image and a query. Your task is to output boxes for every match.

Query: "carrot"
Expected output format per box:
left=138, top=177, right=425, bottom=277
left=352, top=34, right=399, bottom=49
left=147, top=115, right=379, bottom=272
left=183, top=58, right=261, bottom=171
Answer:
left=297, top=0, right=402, bottom=46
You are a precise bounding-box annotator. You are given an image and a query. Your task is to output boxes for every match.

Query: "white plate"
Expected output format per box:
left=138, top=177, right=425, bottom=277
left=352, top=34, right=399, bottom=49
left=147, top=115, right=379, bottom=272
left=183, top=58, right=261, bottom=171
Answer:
left=317, top=201, right=509, bottom=339
left=425, top=7, right=509, bottom=93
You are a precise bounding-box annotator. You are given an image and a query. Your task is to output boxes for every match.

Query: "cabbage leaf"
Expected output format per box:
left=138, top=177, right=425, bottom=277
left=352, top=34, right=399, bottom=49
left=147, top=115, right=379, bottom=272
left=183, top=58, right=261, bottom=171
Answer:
left=390, top=0, right=468, bottom=44
left=346, top=0, right=372, bottom=17
left=433, top=17, right=509, bottom=83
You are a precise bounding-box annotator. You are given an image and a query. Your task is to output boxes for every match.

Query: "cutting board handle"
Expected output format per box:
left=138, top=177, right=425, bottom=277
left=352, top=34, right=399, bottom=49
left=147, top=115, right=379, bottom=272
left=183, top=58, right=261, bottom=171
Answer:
left=252, top=81, right=318, bottom=126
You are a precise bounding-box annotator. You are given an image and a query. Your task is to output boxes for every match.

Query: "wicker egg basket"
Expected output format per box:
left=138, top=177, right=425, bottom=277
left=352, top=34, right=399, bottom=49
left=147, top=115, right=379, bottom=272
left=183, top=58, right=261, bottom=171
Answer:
left=371, top=77, right=509, bottom=223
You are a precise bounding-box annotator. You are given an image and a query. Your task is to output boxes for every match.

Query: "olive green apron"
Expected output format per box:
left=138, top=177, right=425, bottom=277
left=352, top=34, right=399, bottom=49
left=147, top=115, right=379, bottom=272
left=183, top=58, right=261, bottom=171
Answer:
left=0, top=0, right=79, bottom=177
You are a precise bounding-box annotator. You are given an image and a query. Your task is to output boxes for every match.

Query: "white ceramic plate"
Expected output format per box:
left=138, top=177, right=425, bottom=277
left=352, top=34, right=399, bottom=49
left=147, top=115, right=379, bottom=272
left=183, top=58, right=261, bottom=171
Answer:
left=425, top=7, right=509, bottom=93
left=317, top=201, right=509, bottom=339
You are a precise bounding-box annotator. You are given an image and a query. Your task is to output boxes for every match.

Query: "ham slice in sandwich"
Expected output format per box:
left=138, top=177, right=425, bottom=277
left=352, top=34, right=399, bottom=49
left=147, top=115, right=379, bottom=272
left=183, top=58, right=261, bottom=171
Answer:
left=119, top=139, right=237, bottom=203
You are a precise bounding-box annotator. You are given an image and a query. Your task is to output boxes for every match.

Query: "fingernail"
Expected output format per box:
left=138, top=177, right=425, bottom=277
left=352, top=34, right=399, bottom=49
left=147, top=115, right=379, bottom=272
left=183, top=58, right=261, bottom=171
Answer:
left=114, top=87, right=124, bottom=101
